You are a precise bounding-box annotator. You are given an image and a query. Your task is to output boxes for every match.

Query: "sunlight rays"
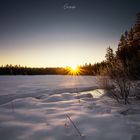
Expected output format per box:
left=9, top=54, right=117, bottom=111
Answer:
left=66, top=66, right=81, bottom=75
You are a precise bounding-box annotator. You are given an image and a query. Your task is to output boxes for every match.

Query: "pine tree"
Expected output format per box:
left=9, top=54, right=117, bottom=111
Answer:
left=105, top=46, right=114, bottom=63
left=116, top=13, right=140, bottom=79
left=134, top=13, right=140, bottom=33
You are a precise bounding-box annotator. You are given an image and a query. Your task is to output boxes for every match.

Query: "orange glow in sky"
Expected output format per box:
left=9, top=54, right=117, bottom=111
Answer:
left=0, top=38, right=110, bottom=67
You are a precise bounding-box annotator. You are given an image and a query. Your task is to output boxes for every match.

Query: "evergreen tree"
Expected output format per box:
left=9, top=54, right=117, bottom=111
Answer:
left=116, top=13, right=140, bottom=79
left=105, top=46, right=114, bottom=63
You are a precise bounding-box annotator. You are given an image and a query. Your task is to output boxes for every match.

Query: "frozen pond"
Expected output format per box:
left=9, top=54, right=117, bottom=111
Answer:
left=0, top=75, right=99, bottom=105
left=0, top=75, right=98, bottom=96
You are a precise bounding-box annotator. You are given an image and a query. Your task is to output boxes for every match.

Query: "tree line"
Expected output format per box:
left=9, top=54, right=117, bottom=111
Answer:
left=0, top=64, right=105, bottom=75
left=104, top=12, right=140, bottom=80
left=0, top=65, right=68, bottom=75
left=101, top=13, right=140, bottom=104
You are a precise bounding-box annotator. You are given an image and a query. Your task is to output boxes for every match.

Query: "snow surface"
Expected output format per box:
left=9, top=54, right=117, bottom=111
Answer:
left=0, top=75, right=98, bottom=96
left=0, top=76, right=140, bottom=140
left=0, top=75, right=99, bottom=105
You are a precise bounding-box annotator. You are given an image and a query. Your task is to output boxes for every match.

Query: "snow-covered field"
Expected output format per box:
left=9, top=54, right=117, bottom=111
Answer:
left=0, top=75, right=140, bottom=140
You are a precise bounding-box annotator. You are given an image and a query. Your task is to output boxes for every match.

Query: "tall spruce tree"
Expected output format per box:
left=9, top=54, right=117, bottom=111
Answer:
left=116, top=13, right=140, bottom=79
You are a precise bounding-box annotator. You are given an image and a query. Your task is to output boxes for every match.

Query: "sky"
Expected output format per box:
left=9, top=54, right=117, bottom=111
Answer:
left=0, top=0, right=140, bottom=68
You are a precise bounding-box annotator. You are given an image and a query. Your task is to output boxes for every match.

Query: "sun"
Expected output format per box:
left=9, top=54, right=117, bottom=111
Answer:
left=71, top=65, right=78, bottom=71
left=66, top=65, right=80, bottom=75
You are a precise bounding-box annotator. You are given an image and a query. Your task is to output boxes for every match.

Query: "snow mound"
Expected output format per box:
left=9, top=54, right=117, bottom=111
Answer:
left=0, top=90, right=140, bottom=140
left=44, top=94, right=64, bottom=102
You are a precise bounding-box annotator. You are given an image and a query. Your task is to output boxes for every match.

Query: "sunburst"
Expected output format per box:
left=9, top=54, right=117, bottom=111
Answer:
left=66, top=66, right=81, bottom=75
